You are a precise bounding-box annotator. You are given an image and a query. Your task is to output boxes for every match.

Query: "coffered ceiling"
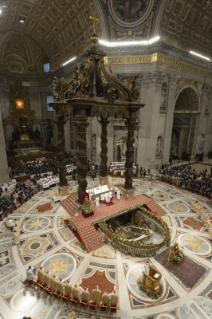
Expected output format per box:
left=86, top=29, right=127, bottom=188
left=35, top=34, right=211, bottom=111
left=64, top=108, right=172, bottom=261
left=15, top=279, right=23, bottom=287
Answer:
left=0, top=0, right=211, bottom=76
left=0, top=0, right=102, bottom=74
left=155, top=0, right=212, bottom=56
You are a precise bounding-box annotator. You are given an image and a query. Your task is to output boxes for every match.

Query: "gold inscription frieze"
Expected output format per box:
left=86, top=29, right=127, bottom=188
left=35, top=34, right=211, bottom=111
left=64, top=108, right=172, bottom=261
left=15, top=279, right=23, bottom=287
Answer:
left=157, top=53, right=207, bottom=77
left=104, top=53, right=157, bottom=65
left=104, top=53, right=212, bottom=78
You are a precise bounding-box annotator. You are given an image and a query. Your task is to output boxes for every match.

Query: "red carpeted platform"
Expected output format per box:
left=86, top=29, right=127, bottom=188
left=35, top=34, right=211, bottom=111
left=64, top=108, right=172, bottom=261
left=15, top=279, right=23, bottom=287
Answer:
left=63, top=193, right=166, bottom=253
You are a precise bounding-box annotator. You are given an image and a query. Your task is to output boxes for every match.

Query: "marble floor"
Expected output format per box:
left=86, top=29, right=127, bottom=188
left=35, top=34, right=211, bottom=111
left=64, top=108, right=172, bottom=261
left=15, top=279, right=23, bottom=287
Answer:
left=0, top=177, right=212, bottom=319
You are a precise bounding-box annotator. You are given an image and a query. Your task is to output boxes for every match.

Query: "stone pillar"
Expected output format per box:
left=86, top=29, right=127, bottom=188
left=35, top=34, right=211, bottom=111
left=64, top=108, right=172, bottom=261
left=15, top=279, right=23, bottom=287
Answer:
left=99, top=116, right=109, bottom=177
left=163, top=75, right=179, bottom=162
left=64, top=116, right=70, bottom=152
left=124, top=116, right=137, bottom=189
left=74, top=111, right=89, bottom=203
left=195, top=86, right=210, bottom=156
left=0, top=110, right=9, bottom=183
left=55, top=113, right=67, bottom=187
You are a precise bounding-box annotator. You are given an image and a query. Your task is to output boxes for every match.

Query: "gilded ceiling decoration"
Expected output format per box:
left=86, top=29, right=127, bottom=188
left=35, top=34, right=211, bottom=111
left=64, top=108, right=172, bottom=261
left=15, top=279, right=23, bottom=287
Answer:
left=112, top=0, right=149, bottom=23
left=0, top=0, right=102, bottom=73
left=101, top=0, right=160, bottom=40
left=0, top=0, right=211, bottom=77
left=158, top=0, right=212, bottom=56
left=0, top=33, right=49, bottom=75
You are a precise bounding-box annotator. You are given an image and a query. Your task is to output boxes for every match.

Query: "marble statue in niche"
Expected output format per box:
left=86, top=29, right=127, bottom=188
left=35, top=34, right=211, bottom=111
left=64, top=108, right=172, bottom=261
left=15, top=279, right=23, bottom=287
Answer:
left=199, top=134, right=205, bottom=152
left=156, top=136, right=163, bottom=157
left=170, top=130, right=179, bottom=157
left=121, top=142, right=127, bottom=161
left=160, top=82, right=168, bottom=110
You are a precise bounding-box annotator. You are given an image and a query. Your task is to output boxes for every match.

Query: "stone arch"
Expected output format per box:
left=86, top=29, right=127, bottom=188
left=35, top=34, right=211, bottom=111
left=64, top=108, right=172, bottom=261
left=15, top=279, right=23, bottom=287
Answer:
left=175, top=86, right=199, bottom=112
left=170, top=87, right=200, bottom=159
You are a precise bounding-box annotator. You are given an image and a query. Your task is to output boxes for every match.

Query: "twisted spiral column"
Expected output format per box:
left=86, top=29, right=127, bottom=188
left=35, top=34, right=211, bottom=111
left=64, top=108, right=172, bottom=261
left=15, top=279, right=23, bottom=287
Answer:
left=124, top=117, right=137, bottom=189
left=99, top=117, right=109, bottom=177
left=74, top=114, right=89, bottom=203
left=55, top=113, right=67, bottom=186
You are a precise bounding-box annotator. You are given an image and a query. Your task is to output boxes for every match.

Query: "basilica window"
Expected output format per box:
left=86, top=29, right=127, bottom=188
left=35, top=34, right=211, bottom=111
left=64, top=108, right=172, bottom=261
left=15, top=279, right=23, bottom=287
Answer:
left=43, top=62, right=50, bottom=73
left=47, top=96, right=54, bottom=111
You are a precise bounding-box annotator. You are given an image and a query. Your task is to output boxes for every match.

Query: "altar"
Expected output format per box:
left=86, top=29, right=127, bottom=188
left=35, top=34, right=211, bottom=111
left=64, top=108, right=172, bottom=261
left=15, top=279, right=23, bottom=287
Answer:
left=87, top=185, right=111, bottom=201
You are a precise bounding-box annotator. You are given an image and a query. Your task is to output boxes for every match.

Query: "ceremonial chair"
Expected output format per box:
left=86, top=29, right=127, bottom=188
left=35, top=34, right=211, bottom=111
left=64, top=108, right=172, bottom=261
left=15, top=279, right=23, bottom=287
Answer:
left=53, top=280, right=64, bottom=301
left=70, top=286, right=80, bottom=308
left=110, top=292, right=119, bottom=317
left=45, top=277, right=57, bottom=301
left=40, top=273, right=50, bottom=297
left=100, top=291, right=110, bottom=316
left=33, top=268, right=44, bottom=292
left=62, top=282, right=72, bottom=306
left=80, top=288, right=90, bottom=312
left=90, top=286, right=101, bottom=314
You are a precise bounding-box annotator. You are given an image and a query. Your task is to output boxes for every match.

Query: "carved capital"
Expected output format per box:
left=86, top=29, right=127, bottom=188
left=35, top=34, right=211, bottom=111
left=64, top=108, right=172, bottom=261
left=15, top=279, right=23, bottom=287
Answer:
left=125, top=117, right=138, bottom=131
left=169, top=74, right=180, bottom=88
left=143, top=72, right=165, bottom=85
left=98, top=117, right=110, bottom=126
left=202, top=83, right=211, bottom=94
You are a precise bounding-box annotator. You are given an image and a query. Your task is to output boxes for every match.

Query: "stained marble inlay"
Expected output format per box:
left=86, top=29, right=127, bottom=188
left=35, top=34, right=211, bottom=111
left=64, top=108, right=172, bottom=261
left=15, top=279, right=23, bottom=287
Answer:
left=135, top=187, right=149, bottom=194
left=23, top=217, right=50, bottom=232
left=11, top=288, right=36, bottom=312
left=179, top=234, right=211, bottom=255
left=41, top=253, right=76, bottom=280
left=168, top=201, right=190, bottom=213
left=0, top=177, right=212, bottom=319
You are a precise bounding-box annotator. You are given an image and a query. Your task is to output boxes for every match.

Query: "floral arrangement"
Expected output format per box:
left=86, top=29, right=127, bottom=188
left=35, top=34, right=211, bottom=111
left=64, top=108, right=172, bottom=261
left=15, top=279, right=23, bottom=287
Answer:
left=99, top=206, right=171, bottom=257
left=139, top=284, right=163, bottom=300
left=167, top=242, right=185, bottom=267
left=69, top=220, right=77, bottom=230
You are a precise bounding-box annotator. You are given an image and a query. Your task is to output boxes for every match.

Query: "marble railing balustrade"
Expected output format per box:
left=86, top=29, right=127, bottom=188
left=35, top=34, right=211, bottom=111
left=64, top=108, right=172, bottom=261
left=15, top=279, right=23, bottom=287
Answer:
left=99, top=207, right=170, bottom=257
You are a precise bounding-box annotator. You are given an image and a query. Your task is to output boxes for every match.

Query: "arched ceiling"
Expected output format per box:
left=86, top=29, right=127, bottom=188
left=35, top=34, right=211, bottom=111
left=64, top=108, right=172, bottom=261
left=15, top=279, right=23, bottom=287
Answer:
left=0, top=0, right=211, bottom=77
left=0, top=0, right=103, bottom=74
left=155, top=0, right=212, bottom=57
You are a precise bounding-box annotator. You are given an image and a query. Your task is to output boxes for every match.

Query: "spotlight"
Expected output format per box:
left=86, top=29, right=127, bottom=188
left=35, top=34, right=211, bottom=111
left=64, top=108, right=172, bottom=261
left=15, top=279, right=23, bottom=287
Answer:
left=63, top=56, right=77, bottom=66
left=189, top=51, right=211, bottom=62
left=98, top=36, right=160, bottom=47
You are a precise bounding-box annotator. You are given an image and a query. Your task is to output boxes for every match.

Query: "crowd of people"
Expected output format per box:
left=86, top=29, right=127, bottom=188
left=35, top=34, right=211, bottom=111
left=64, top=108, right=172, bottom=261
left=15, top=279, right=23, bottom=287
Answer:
left=9, top=156, right=59, bottom=178
left=0, top=182, right=36, bottom=219
left=3, top=217, right=20, bottom=244
left=158, top=164, right=212, bottom=196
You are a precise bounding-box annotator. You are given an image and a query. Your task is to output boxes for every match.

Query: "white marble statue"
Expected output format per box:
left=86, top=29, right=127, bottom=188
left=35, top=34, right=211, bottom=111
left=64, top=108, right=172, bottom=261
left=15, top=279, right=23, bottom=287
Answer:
left=156, top=136, right=163, bottom=157
left=199, top=134, right=205, bottom=152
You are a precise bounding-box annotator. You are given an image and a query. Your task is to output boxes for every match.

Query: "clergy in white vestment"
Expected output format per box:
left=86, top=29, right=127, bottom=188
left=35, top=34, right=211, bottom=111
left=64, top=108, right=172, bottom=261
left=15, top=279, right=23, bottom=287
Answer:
left=26, top=266, right=34, bottom=285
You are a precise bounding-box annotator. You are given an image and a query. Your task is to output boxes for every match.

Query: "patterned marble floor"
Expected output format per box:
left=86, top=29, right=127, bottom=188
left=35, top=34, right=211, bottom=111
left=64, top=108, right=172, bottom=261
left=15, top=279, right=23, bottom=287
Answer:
left=0, top=178, right=212, bottom=319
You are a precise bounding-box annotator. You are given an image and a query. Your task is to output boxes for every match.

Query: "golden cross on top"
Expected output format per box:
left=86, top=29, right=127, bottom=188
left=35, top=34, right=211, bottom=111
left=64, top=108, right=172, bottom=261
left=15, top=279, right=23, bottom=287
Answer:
left=89, top=11, right=99, bottom=34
